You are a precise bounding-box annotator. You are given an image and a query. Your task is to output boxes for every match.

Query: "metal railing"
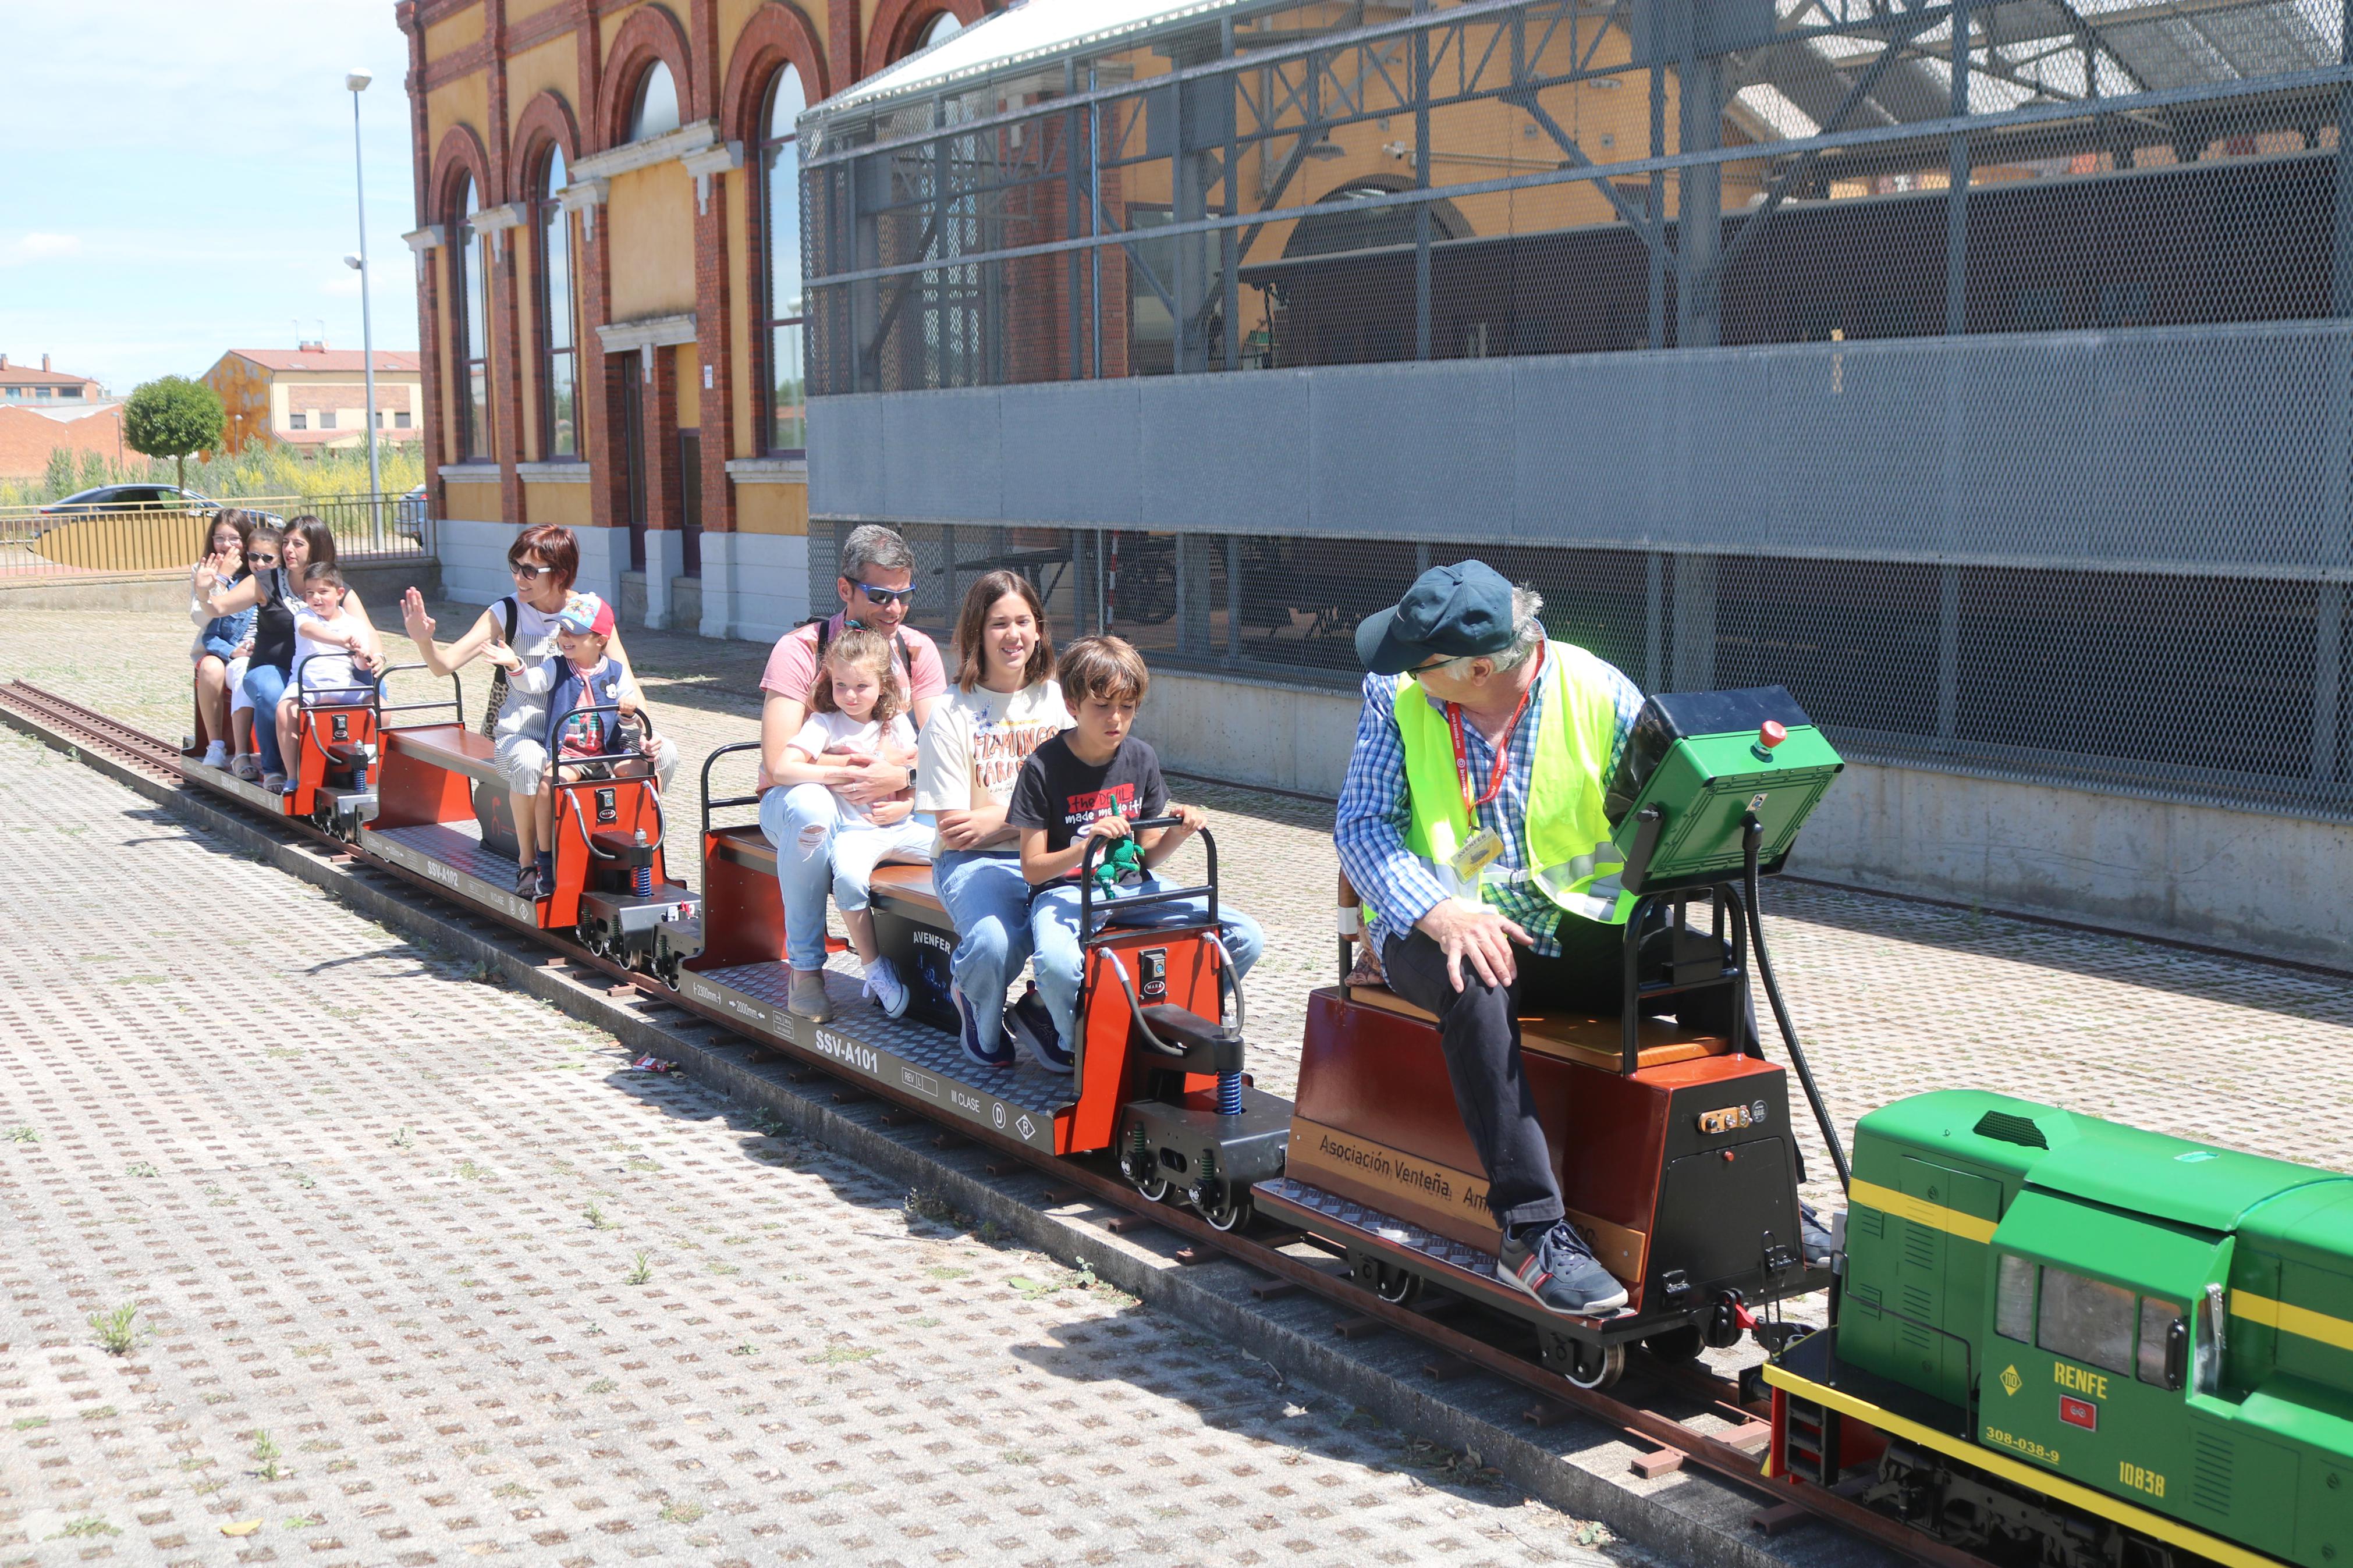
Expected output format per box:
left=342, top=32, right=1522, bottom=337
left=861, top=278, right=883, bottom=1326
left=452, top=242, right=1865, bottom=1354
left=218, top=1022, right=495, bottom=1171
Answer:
left=0, top=492, right=425, bottom=580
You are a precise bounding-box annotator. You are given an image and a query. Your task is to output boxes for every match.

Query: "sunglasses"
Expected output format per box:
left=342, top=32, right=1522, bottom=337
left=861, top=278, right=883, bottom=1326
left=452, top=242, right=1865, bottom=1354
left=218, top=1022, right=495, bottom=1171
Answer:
left=854, top=584, right=915, bottom=607
left=511, top=562, right=556, bottom=580
left=246, top=552, right=280, bottom=565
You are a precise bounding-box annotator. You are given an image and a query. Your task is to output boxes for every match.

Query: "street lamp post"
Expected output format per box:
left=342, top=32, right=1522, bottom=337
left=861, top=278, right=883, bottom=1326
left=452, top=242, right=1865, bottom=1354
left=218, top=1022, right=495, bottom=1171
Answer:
left=346, top=67, right=381, bottom=542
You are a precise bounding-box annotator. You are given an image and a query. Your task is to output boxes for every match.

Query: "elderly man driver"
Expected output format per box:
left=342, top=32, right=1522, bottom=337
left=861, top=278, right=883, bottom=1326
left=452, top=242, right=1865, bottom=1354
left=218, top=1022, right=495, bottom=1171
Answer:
left=1333, top=559, right=1654, bottom=1315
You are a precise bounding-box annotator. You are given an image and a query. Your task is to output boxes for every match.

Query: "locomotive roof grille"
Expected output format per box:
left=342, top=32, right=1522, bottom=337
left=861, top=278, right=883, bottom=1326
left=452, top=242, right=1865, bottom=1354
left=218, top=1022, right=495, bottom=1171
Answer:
left=1973, top=1110, right=2049, bottom=1150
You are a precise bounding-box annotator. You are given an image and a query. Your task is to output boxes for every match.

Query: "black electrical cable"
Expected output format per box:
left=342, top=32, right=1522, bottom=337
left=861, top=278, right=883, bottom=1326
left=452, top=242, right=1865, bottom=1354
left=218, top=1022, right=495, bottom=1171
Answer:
left=1744, top=815, right=1850, bottom=1193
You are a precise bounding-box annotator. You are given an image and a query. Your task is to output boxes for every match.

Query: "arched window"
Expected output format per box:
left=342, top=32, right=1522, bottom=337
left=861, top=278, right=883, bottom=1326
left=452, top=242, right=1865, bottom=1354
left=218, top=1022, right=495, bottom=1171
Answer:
left=918, top=12, right=963, bottom=49
left=537, top=147, right=579, bottom=458
left=452, top=173, right=492, bottom=460
left=629, top=61, right=681, bottom=143
left=758, top=66, right=807, bottom=455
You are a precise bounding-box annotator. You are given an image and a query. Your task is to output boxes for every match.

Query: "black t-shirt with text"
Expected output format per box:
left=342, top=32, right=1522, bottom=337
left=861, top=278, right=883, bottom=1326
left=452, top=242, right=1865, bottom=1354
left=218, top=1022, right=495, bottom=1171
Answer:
left=1007, top=734, right=1169, bottom=867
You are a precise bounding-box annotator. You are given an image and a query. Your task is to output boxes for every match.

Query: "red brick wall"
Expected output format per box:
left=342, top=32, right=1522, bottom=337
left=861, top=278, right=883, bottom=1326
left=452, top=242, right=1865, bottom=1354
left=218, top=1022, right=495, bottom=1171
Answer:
left=0, top=405, right=124, bottom=481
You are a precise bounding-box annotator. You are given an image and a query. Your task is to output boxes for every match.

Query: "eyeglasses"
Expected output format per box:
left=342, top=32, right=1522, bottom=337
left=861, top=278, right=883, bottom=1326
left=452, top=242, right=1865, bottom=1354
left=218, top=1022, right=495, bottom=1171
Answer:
left=511, top=563, right=555, bottom=581
left=854, top=584, right=915, bottom=607
left=1409, top=653, right=1454, bottom=674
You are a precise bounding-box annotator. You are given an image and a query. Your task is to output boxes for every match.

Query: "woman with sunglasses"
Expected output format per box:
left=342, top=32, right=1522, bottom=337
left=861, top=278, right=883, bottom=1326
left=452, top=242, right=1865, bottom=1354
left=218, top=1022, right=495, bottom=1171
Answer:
left=398, top=525, right=666, bottom=895
left=201, top=515, right=387, bottom=792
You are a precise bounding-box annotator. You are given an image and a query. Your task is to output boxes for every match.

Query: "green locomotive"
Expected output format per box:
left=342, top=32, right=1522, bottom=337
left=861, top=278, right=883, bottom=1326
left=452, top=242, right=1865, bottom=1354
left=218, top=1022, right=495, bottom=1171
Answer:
left=1765, top=1090, right=2353, bottom=1568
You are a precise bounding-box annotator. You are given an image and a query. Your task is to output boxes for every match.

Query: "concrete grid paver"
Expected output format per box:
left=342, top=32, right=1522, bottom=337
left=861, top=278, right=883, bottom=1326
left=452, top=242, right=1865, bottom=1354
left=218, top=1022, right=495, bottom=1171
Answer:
left=0, top=727, right=1617, bottom=1567
left=9, top=591, right=2353, bottom=1558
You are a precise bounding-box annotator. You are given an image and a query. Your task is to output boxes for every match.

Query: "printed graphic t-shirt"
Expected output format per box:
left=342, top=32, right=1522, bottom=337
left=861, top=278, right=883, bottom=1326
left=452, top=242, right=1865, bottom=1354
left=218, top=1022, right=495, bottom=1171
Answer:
left=1006, top=734, right=1169, bottom=865
left=914, top=679, right=1071, bottom=852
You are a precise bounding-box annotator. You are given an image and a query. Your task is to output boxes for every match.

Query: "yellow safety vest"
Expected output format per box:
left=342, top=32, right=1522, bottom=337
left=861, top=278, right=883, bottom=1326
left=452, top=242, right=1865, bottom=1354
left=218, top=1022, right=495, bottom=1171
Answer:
left=1393, top=641, right=1635, bottom=925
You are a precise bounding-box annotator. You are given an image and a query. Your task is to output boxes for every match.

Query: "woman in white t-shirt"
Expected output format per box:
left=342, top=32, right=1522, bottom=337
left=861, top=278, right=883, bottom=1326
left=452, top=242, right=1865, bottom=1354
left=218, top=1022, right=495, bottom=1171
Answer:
left=764, top=628, right=932, bottom=1019
left=915, top=570, right=1072, bottom=1069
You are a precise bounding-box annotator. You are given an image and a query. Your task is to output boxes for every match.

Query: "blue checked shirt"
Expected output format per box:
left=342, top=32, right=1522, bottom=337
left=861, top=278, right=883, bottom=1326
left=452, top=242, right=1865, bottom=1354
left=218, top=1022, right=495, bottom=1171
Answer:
left=1334, top=644, right=1646, bottom=958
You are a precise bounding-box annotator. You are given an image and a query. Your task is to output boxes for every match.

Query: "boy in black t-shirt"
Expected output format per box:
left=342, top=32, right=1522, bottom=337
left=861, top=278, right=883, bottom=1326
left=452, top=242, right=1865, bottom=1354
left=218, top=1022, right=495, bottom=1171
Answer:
left=1006, top=637, right=1266, bottom=1075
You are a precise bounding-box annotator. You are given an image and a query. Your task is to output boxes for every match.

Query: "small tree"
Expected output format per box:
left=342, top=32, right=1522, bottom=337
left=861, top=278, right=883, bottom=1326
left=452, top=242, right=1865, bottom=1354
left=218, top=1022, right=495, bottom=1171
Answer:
left=122, top=376, right=225, bottom=492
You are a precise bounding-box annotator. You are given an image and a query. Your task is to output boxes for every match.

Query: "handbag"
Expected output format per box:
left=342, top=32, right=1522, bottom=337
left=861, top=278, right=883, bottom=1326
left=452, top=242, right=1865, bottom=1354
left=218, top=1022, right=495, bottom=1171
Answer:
left=477, top=596, right=521, bottom=737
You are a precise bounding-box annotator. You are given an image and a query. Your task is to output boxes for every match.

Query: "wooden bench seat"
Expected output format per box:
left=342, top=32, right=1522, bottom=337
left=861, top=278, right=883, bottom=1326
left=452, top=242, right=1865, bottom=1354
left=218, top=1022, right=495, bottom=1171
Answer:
left=708, top=825, right=948, bottom=920
left=1344, top=983, right=1729, bottom=1074
left=384, top=724, right=506, bottom=788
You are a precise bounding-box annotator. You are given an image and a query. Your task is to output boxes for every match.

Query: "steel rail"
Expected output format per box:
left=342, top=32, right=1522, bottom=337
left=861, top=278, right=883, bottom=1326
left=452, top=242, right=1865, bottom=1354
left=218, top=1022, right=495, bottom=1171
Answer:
left=0, top=680, right=1999, bottom=1568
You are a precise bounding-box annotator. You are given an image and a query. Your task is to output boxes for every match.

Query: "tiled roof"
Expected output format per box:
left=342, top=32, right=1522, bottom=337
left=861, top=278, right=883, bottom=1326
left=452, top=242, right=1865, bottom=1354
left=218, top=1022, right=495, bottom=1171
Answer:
left=226, top=349, right=423, bottom=374
left=0, top=366, right=97, bottom=386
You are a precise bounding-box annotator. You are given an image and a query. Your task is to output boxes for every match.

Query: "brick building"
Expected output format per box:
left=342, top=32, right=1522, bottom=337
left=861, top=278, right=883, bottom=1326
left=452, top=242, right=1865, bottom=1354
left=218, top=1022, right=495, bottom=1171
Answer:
left=0, top=354, right=104, bottom=408
left=201, top=345, right=425, bottom=456
left=398, top=0, right=989, bottom=637
left=0, top=355, right=119, bottom=481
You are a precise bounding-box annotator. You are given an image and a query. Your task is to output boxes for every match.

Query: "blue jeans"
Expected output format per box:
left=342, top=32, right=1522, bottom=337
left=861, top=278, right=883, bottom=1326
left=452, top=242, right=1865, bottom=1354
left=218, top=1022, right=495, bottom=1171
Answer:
left=242, top=662, right=290, bottom=774
left=1028, top=879, right=1266, bottom=1056
left=760, top=783, right=846, bottom=973
left=933, top=848, right=1036, bottom=1039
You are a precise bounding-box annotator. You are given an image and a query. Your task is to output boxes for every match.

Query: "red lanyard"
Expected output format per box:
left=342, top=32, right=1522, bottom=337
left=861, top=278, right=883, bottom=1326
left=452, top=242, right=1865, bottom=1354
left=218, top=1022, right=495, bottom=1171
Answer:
left=1444, top=643, right=1543, bottom=814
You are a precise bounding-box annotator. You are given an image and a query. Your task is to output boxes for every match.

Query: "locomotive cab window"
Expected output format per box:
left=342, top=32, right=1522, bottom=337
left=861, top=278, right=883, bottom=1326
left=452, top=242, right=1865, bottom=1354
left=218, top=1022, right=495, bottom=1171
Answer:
left=2138, top=1297, right=2188, bottom=1390
left=2036, top=1266, right=2138, bottom=1377
left=1996, top=1253, right=2036, bottom=1342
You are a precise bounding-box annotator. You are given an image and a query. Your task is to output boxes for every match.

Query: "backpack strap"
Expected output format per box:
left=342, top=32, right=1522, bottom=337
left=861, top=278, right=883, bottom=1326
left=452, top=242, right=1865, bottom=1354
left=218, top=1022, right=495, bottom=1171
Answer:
left=499, top=595, right=519, bottom=646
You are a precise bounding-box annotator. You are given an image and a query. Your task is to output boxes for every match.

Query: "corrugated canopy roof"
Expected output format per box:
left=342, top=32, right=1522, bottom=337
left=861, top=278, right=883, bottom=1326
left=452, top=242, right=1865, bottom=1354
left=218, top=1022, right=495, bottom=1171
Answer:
left=817, top=0, right=1266, bottom=117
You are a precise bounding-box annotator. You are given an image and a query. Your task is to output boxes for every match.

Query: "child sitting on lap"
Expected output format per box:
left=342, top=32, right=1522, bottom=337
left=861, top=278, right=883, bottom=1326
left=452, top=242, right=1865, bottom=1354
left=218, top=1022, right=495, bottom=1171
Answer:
left=766, top=627, right=934, bottom=1019
left=279, top=563, right=374, bottom=794
left=488, top=592, right=678, bottom=897
left=1009, top=636, right=1266, bottom=1075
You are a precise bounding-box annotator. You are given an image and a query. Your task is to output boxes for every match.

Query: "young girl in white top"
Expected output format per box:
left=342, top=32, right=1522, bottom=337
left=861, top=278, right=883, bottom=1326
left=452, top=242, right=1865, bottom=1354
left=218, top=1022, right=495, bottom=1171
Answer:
left=913, top=570, right=1072, bottom=1067
left=767, top=628, right=934, bottom=1019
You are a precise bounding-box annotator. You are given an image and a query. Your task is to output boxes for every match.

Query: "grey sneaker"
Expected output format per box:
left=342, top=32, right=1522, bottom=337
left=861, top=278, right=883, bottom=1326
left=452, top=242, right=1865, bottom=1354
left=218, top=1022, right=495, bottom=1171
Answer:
left=787, top=968, right=835, bottom=1022
left=1496, top=1221, right=1630, bottom=1315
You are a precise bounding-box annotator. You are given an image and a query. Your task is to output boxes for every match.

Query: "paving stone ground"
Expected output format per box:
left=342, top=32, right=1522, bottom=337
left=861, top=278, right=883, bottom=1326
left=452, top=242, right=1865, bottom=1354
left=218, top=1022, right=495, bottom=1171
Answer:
left=9, top=589, right=2353, bottom=1565
left=0, top=727, right=1623, bottom=1567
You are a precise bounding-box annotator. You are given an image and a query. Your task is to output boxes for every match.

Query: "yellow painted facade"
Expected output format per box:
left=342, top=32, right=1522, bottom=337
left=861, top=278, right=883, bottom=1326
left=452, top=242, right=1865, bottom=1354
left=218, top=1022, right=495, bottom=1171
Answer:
left=734, top=480, right=808, bottom=536
left=520, top=479, right=592, bottom=528
left=606, top=163, right=698, bottom=321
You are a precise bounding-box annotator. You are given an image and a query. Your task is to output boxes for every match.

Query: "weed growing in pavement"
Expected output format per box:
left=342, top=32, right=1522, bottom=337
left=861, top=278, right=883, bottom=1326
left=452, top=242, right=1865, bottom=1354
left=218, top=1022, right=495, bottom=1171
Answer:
left=455, top=1160, right=485, bottom=1181
left=125, top=1161, right=158, bottom=1178
left=5, top=1126, right=37, bottom=1143
left=467, top=960, right=505, bottom=986
left=584, top=1199, right=614, bottom=1229
left=492, top=1482, right=534, bottom=1499
left=283, top=1515, right=324, bottom=1530
left=47, top=1519, right=119, bottom=1539
left=913, top=1315, right=943, bottom=1327
left=977, top=1219, right=1007, bottom=1246
left=251, top=1430, right=286, bottom=1481
left=287, top=1170, right=317, bottom=1189
left=802, top=1345, right=879, bottom=1366
left=88, top=1303, right=140, bottom=1356
left=624, top=1155, right=661, bottom=1172
left=78, top=1406, right=116, bottom=1421
left=924, top=1264, right=971, bottom=1280
left=12, top=1416, right=47, bottom=1431
left=389, top=1126, right=414, bottom=1149
left=1574, top=1523, right=1612, bottom=1548
left=625, top=1251, right=654, bottom=1285
left=1400, top=1437, right=1502, bottom=1488
left=1000, top=1449, right=1039, bottom=1466
left=729, top=1342, right=758, bottom=1357
left=706, top=1261, right=739, bottom=1276
left=905, top=1188, right=973, bottom=1229
left=659, top=1500, right=706, bottom=1525
left=585, top=1378, right=617, bottom=1394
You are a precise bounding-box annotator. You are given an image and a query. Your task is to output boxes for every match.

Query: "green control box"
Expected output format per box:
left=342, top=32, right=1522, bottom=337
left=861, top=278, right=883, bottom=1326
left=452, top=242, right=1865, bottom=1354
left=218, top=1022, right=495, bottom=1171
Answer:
left=1604, top=687, right=1844, bottom=894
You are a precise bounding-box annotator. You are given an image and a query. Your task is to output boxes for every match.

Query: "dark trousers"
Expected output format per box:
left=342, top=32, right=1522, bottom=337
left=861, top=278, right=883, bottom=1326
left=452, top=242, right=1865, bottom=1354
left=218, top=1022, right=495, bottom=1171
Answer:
left=1379, top=916, right=1755, bottom=1230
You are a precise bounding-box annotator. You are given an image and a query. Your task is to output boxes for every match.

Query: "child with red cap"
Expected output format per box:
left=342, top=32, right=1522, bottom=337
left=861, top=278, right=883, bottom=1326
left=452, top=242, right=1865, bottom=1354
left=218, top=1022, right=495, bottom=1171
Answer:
left=488, top=591, right=677, bottom=897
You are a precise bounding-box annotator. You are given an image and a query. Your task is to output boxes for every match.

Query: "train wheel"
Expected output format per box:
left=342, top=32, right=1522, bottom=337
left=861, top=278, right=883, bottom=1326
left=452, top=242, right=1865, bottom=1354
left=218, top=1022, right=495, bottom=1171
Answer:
left=1373, top=1264, right=1422, bottom=1307
left=1198, top=1195, right=1250, bottom=1232
left=1130, top=1169, right=1171, bottom=1202
left=1566, top=1341, right=1625, bottom=1390
left=1642, top=1325, right=1705, bottom=1364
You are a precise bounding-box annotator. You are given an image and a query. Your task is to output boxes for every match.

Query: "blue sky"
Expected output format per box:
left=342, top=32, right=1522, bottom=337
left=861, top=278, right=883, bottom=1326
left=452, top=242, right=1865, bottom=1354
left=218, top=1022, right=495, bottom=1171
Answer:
left=0, top=2, right=421, bottom=395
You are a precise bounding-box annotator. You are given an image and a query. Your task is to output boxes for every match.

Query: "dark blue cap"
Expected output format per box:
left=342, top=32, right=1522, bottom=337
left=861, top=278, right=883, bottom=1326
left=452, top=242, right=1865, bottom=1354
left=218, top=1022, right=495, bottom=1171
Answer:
left=1354, top=560, right=1516, bottom=675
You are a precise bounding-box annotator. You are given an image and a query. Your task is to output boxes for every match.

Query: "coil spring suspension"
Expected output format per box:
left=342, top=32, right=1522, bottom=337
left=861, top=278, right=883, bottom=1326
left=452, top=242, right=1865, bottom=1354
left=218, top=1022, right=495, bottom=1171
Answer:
left=633, top=829, right=652, bottom=897
left=1216, top=1071, right=1243, bottom=1117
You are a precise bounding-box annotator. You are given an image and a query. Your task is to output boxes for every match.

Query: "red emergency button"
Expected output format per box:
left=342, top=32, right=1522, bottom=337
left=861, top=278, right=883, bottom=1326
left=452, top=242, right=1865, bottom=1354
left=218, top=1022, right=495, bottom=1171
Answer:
left=2060, top=1396, right=2098, bottom=1431
left=1759, top=720, right=1787, bottom=749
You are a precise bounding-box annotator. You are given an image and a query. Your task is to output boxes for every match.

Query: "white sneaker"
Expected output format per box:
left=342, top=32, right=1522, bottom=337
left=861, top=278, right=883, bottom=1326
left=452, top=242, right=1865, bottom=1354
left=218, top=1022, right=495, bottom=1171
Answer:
left=201, top=741, right=229, bottom=768
left=863, top=957, right=911, bottom=1020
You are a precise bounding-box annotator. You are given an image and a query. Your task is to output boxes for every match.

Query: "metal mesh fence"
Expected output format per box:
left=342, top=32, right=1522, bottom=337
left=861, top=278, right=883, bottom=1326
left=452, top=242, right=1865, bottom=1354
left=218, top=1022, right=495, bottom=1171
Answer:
left=801, top=0, right=2353, bottom=819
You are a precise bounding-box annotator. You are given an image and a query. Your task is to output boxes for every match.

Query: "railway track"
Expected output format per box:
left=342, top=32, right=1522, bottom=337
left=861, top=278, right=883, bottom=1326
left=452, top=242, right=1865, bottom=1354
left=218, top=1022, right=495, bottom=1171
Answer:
left=0, top=678, right=1981, bottom=1568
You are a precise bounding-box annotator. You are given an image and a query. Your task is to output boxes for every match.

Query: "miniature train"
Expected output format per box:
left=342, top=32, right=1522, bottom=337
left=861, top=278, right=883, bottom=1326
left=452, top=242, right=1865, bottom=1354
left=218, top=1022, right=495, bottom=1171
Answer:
left=174, top=659, right=2343, bottom=1568
left=1763, top=1090, right=2353, bottom=1568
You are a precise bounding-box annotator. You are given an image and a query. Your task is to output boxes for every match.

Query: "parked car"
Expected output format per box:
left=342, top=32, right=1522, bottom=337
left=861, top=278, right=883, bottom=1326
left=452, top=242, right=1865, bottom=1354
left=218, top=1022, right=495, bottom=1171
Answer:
left=395, top=484, right=427, bottom=541
left=38, top=484, right=219, bottom=517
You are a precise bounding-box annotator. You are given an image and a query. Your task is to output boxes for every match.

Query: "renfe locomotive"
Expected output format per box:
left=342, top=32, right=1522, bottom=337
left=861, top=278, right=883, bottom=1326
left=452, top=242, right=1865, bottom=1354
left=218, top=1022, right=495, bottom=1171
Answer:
left=160, top=657, right=2353, bottom=1568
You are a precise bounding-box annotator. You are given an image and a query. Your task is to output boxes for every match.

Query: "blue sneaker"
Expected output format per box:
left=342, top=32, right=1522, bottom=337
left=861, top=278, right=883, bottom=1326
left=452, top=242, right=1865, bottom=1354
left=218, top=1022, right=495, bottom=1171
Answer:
left=952, top=984, right=1015, bottom=1069
left=1008, top=987, right=1073, bottom=1076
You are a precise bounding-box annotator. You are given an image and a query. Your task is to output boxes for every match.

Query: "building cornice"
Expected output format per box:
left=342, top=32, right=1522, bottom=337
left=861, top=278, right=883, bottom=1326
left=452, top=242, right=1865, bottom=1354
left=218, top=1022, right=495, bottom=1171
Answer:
left=569, top=118, right=719, bottom=182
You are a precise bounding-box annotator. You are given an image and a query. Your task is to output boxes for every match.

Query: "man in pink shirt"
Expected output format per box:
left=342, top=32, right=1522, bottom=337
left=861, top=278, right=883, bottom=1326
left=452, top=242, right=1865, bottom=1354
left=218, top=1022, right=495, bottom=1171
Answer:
left=758, top=525, right=948, bottom=1020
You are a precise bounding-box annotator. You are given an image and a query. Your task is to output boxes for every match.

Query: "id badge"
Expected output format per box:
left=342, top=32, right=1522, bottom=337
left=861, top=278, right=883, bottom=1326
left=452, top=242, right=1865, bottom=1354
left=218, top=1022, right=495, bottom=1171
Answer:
left=1445, top=827, right=1505, bottom=895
